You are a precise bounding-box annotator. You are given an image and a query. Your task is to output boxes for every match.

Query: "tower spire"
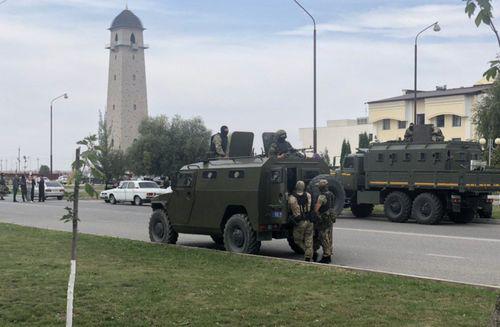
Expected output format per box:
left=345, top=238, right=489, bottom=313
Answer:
left=125, top=1, right=128, bottom=10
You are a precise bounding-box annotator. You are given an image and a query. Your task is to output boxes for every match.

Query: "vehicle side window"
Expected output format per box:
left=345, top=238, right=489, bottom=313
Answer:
left=433, top=152, right=441, bottom=162
left=271, top=170, right=282, bottom=183
left=229, top=170, right=244, bottom=179
left=119, top=183, right=126, bottom=189
left=389, top=153, right=397, bottom=163
left=419, top=153, right=426, bottom=161
left=404, top=153, right=411, bottom=161
left=377, top=153, right=384, bottom=162
left=202, top=171, right=217, bottom=179
left=127, top=182, right=135, bottom=189
left=343, top=157, right=354, bottom=169
left=456, top=152, right=466, bottom=162
left=303, top=170, right=319, bottom=184
left=177, top=173, right=193, bottom=187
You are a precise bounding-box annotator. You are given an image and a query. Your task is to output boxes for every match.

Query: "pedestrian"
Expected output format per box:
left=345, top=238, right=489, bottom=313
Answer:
left=38, top=176, right=45, bottom=202
left=0, top=173, right=6, bottom=200
left=312, top=179, right=336, bottom=264
left=20, top=175, right=28, bottom=202
left=12, top=175, right=19, bottom=202
left=210, top=125, right=230, bottom=158
left=288, top=180, right=314, bottom=262
left=30, top=176, right=36, bottom=202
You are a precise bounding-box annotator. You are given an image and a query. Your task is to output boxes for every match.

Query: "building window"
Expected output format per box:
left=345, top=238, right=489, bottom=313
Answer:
left=115, top=34, right=118, bottom=42
left=112, top=104, right=115, bottom=110
left=114, top=74, right=116, bottom=81
left=357, top=117, right=368, bottom=125
left=114, top=55, right=117, bottom=60
left=417, top=114, right=425, bottom=125
left=130, top=33, right=136, bottom=44
left=368, top=133, right=373, bottom=141
left=133, top=104, right=137, bottom=110
left=452, top=115, right=461, bottom=127
left=436, top=115, right=445, bottom=128
left=132, top=54, right=135, bottom=60
left=398, top=121, right=407, bottom=129
left=133, top=74, right=136, bottom=81
left=382, top=119, right=390, bottom=130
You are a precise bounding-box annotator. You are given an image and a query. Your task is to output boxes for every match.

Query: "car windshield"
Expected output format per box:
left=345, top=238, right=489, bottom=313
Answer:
left=139, top=182, right=159, bottom=189
left=46, top=182, right=63, bottom=187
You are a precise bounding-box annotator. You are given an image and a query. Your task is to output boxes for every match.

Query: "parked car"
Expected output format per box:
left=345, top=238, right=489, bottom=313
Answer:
left=57, top=175, right=68, bottom=184
left=34, top=181, right=65, bottom=200
left=101, top=181, right=172, bottom=205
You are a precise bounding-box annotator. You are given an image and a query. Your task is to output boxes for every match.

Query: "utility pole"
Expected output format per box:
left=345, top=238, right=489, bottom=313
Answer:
left=37, top=158, right=40, bottom=171
left=17, top=147, right=20, bottom=173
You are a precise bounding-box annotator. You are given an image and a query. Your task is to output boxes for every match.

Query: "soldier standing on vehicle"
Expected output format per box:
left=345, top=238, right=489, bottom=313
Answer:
left=288, top=181, right=314, bottom=262
left=210, top=125, right=230, bottom=158
left=313, top=179, right=336, bottom=264
left=12, top=175, right=19, bottom=202
left=432, top=126, right=444, bottom=142
left=269, top=130, right=295, bottom=159
left=404, top=123, right=414, bottom=142
left=0, top=173, right=6, bottom=200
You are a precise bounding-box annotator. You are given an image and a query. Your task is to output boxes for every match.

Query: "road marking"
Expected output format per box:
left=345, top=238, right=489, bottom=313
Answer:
left=426, top=253, right=465, bottom=259
left=336, top=227, right=500, bottom=243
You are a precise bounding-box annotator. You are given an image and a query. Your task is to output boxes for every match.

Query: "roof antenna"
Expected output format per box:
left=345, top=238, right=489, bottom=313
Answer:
left=125, top=1, right=128, bottom=9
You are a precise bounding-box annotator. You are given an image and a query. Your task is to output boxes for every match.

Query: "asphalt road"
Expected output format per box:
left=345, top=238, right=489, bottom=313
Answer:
left=1, top=197, right=499, bottom=287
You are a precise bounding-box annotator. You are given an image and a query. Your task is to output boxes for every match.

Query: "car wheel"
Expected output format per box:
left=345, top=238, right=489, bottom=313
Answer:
left=149, top=210, right=178, bottom=244
left=109, top=194, right=117, bottom=205
left=478, top=204, right=492, bottom=219
left=449, top=209, right=476, bottom=224
left=411, top=193, right=443, bottom=225
left=57, top=196, right=63, bottom=200
left=307, top=174, right=346, bottom=217
left=104, top=200, right=110, bottom=203
left=223, top=214, right=261, bottom=254
left=351, top=202, right=374, bottom=218
left=134, top=196, right=143, bottom=206
left=210, top=235, right=224, bottom=246
left=384, top=191, right=411, bottom=223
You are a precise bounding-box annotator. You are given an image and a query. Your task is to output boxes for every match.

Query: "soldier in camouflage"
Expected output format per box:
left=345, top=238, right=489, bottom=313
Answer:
left=210, top=125, right=229, bottom=158
left=288, top=181, right=314, bottom=261
left=269, top=129, right=294, bottom=159
left=313, top=179, right=336, bottom=264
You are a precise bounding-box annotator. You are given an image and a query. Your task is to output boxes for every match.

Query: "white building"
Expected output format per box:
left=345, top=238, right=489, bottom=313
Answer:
left=105, top=8, right=149, bottom=150
left=299, top=118, right=376, bottom=165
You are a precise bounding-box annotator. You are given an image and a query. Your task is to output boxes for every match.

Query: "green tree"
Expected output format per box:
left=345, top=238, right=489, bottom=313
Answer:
left=464, top=0, right=500, bottom=79
left=96, top=113, right=126, bottom=189
left=473, top=80, right=500, bottom=166
left=39, top=165, right=50, bottom=176
left=340, top=139, right=352, bottom=166
left=127, top=115, right=211, bottom=177
left=358, top=132, right=370, bottom=148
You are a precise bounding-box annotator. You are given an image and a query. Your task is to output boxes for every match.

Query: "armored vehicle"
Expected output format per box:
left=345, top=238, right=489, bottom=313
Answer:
left=336, top=125, right=500, bottom=224
left=148, top=132, right=345, bottom=254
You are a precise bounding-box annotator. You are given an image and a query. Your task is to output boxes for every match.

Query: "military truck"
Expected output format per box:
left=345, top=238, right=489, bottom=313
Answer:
left=335, top=124, right=500, bottom=224
left=148, top=132, right=345, bottom=254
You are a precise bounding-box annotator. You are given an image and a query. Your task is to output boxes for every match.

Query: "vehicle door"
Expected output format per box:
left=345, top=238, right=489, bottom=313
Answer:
left=341, top=156, right=356, bottom=191
left=169, top=171, right=197, bottom=225
left=268, top=167, right=287, bottom=222
left=114, top=182, right=127, bottom=201
left=125, top=182, right=137, bottom=201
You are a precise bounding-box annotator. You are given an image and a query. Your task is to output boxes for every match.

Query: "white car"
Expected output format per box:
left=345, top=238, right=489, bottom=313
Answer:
left=34, top=181, right=65, bottom=200
left=102, top=181, right=171, bottom=205
left=57, top=175, right=68, bottom=184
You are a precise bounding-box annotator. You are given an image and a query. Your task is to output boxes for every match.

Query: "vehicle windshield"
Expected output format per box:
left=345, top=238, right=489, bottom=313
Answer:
left=139, top=182, right=159, bottom=189
left=46, top=182, right=63, bottom=187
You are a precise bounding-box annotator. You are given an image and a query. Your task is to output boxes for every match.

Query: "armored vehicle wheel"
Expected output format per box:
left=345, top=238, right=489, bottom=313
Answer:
left=307, top=174, right=346, bottom=216
left=384, top=191, right=411, bottom=223
left=449, top=209, right=475, bottom=224
left=287, top=235, right=305, bottom=254
left=109, top=194, right=117, bottom=205
left=133, top=196, right=143, bottom=206
left=210, top=235, right=224, bottom=245
left=223, top=214, right=261, bottom=254
left=149, top=210, right=178, bottom=244
left=478, top=204, right=492, bottom=219
left=351, top=202, right=374, bottom=218
left=411, top=193, right=443, bottom=225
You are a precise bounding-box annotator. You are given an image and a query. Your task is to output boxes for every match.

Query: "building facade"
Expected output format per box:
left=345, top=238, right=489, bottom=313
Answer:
left=368, top=81, right=492, bottom=142
left=299, top=118, right=375, bottom=165
left=105, top=9, right=149, bottom=150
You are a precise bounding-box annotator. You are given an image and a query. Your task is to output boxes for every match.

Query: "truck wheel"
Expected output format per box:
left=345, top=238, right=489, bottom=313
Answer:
left=133, top=196, right=143, bottom=206
left=109, top=194, right=117, bottom=205
left=210, top=235, right=224, bottom=246
left=411, top=193, right=443, bottom=225
left=287, top=234, right=305, bottom=254
left=149, top=210, right=178, bottom=244
left=384, top=191, right=411, bottom=223
left=307, top=174, right=346, bottom=216
left=351, top=203, right=374, bottom=218
left=449, top=209, right=476, bottom=224
left=478, top=204, right=492, bottom=219
left=223, top=214, right=261, bottom=254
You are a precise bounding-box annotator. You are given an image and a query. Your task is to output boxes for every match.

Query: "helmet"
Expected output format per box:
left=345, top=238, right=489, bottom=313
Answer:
left=276, top=129, right=287, bottom=137
left=295, top=181, right=305, bottom=193
left=318, top=179, right=328, bottom=189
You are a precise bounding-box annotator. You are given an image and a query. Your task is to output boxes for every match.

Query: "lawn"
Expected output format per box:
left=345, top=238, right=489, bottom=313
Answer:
left=0, top=223, right=498, bottom=326
left=64, top=184, right=105, bottom=200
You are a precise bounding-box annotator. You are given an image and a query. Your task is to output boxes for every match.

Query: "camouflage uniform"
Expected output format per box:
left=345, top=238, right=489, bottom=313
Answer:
left=0, top=174, right=6, bottom=200
left=432, top=126, right=444, bottom=142
left=212, top=134, right=227, bottom=157
left=313, top=180, right=336, bottom=263
left=288, top=184, right=313, bottom=260
left=269, top=129, right=294, bottom=158
left=210, top=126, right=229, bottom=158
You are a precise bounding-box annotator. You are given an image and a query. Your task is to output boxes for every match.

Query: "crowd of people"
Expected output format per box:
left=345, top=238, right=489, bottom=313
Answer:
left=0, top=173, right=46, bottom=202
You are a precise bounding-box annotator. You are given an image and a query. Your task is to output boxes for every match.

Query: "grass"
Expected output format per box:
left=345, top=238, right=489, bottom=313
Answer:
left=64, top=184, right=105, bottom=200
left=0, top=223, right=498, bottom=326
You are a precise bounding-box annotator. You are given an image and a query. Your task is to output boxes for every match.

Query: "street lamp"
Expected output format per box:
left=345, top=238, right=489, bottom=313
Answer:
left=50, top=93, right=68, bottom=175
left=292, top=0, right=317, bottom=154
left=414, top=22, right=440, bottom=125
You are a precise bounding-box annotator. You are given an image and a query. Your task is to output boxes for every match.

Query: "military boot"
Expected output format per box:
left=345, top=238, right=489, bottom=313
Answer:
left=319, top=256, right=331, bottom=264
left=305, top=258, right=311, bottom=262
left=312, top=252, right=318, bottom=262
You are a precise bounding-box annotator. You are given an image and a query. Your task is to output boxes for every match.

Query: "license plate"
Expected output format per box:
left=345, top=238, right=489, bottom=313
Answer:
left=271, top=211, right=282, bottom=218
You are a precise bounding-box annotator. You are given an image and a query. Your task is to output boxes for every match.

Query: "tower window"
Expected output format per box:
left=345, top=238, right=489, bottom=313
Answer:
left=132, top=54, right=135, bottom=60
left=133, top=74, right=136, bottom=81
left=130, top=33, right=136, bottom=44
left=115, top=34, right=118, bottom=42
left=112, top=104, right=115, bottom=110
left=114, top=75, right=116, bottom=81
left=436, top=115, right=445, bottom=128
left=452, top=115, right=462, bottom=127
left=133, top=104, right=137, bottom=110
left=114, top=55, right=117, bottom=60
left=382, top=119, right=390, bottom=130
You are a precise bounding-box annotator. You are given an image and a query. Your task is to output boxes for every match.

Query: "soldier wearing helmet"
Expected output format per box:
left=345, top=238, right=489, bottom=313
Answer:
left=313, top=179, right=336, bottom=264
left=269, top=129, right=295, bottom=159
left=288, top=180, right=314, bottom=261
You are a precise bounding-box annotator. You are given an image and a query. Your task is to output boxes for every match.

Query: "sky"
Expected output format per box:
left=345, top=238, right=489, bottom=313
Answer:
left=0, top=0, right=497, bottom=171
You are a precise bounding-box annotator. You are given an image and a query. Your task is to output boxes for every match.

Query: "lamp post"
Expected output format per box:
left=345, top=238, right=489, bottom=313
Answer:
left=292, top=0, right=317, bottom=154
left=414, top=22, right=440, bottom=125
left=50, top=93, right=68, bottom=175
left=480, top=137, right=500, bottom=166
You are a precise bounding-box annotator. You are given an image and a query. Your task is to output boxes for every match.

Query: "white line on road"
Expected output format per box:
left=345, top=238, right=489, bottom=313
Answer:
left=426, top=253, right=466, bottom=259
left=336, top=227, right=500, bottom=243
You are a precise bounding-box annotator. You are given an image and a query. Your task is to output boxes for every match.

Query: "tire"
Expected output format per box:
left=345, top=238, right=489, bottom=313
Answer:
left=57, top=196, right=63, bottom=200
left=384, top=191, right=412, bottom=223
left=223, top=214, right=261, bottom=254
left=307, top=174, right=346, bottom=216
left=210, top=235, right=224, bottom=245
left=133, top=196, right=143, bottom=206
left=148, top=210, right=178, bottom=244
left=351, top=202, right=374, bottom=218
left=287, top=234, right=305, bottom=254
left=411, top=193, right=443, bottom=225
left=109, top=194, right=117, bottom=205
left=449, top=209, right=475, bottom=224
left=478, top=204, right=492, bottom=219
left=104, top=200, right=110, bottom=203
